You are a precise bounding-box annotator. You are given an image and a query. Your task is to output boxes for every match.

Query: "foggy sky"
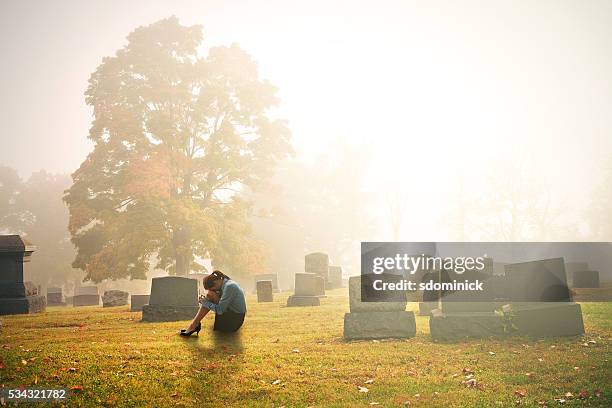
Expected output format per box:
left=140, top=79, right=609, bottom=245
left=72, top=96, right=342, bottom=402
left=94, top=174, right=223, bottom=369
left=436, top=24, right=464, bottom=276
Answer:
left=1, top=0, right=611, bottom=239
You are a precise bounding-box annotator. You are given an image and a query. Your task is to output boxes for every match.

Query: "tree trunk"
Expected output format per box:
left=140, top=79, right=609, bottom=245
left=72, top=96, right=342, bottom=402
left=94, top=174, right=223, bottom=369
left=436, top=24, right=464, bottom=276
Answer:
left=173, top=227, right=192, bottom=276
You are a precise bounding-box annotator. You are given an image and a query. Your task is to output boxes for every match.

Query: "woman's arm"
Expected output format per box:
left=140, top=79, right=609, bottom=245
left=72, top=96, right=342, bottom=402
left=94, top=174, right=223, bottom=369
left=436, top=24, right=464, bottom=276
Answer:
left=202, top=284, right=236, bottom=314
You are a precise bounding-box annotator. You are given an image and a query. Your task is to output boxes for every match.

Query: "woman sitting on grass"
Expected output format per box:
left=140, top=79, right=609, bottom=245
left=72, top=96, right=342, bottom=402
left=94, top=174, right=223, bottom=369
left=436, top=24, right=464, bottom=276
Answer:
left=180, top=270, right=247, bottom=336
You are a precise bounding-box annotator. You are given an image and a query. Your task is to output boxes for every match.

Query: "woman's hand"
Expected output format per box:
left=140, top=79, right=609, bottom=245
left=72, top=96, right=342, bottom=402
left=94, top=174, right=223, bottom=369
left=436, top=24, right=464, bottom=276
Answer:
left=206, top=291, right=220, bottom=304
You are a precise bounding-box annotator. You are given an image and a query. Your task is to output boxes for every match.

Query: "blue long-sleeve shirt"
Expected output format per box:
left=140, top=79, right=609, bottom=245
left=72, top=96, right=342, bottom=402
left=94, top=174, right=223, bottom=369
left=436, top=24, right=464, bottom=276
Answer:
left=201, top=279, right=247, bottom=315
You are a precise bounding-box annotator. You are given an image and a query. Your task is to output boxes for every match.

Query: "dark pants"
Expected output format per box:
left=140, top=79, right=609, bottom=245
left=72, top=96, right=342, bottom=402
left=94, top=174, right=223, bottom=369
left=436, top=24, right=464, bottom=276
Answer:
left=213, top=310, right=245, bottom=333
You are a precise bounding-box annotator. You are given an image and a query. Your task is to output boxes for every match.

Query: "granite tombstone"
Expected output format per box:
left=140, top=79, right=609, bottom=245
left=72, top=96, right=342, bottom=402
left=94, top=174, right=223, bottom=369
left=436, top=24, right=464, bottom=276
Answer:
left=0, top=235, right=46, bottom=315
left=142, top=276, right=199, bottom=322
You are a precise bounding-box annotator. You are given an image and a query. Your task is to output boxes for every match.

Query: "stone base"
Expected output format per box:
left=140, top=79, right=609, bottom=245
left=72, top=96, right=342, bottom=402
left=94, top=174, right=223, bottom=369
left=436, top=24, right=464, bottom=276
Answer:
left=430, top=312, right=506, bottom=342
left=141, top=304, right=200, bottom=322
left=418, top=301, right=437, bottom=316
left=73, top=294, right=100, bottom=306
left=511, top=302, right=584, bottom=337
left=287, top=295, right=320, bottom=307
left=344, top=311, right=416, bottom=340
left=102, top=290, right=129, bottom=307
left=0, top=295, right=46, bottom=315
left=130, top=295, right=150, bottom=312
left=430, top=302, right=585, bottom=342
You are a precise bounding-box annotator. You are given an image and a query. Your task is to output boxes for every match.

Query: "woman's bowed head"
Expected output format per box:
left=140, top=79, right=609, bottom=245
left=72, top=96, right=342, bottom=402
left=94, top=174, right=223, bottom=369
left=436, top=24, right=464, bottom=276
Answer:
left=180, top=270, right=247, bottom=336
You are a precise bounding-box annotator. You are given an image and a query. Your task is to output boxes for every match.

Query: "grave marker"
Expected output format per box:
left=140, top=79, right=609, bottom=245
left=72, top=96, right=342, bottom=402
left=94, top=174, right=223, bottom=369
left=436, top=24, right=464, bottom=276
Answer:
left=0, top=235, right=46, bottom=315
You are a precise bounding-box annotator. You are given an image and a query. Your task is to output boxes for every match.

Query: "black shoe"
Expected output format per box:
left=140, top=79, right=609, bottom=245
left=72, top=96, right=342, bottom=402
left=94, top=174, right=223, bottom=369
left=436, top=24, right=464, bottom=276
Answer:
left=180, top=323, right=201, bottom=336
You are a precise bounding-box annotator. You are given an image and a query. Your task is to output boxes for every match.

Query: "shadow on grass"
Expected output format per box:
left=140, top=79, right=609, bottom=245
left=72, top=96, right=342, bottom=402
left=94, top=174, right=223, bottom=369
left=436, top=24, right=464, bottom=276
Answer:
left=181, top=328, right=246, bottom=404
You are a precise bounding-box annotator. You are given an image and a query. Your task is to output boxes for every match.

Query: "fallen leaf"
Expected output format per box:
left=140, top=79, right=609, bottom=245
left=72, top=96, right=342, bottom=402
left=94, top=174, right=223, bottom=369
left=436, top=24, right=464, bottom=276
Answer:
left=594, top=389, right=602, bottom=397
left=462, top=367, right=472, bottom=374
left=271, top=338, right=279, bottom=343
left=68, top=367, right=78, bottom=372
left=525, top=372, right=535, bottom=378
left=358, top=386, right=369, bottom=393
left=291, top=349, right=300, bottom=353
left=414, top=393, right=420, bottom=398
left=488, top=351, right=496, bottom=356
left=369, top=403, right=380, bottom=406
left=21, top=359, right=27, bottom=366
left=271, top=379, right=281, bottom=385
left=70, top=386, right=83, bottom=391
left=170, top=392, right=179, bottom=398
left=515, top=389, right=527, bottom=398
left=0, top=361, right=4, bottom=369
left=554, top=398, right=566, bottom=404
left=577, top=390, right=588, bottom=399
left=364, top=379, right=375, bottom=384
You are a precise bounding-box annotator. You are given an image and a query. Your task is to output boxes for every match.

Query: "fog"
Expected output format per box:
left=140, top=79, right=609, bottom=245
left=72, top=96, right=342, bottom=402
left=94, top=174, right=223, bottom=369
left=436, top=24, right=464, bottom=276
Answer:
left=1, top=0, right=611, bottom=286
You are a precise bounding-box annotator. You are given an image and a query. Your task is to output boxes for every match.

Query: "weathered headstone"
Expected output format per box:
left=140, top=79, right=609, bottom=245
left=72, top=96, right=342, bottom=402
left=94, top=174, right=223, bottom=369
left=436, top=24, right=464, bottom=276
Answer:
left=256, top=280, right=273, bottom=302
left=0, top=235, right=46, bottom=315
left=254, top=274, right=279, bottom=292
left=572, top=270, right=599, bottom=288
left=287, top=273, right=322, bottom=307
left=328, top=266, right=343, bottom=289
left=305, top=252, right=329, bottom=285
left=73, top=286, right=100, bottom=306
left=505, top=258, right=571, bottom=302
left=343, top=275, right=415, bottom=340
left=142, top=276, right=199, bottom=322
left=47, top=287, right=65, bottom=306
left=130, top=294, right=150, bottom=312
left=102, top=290, right=129, bottom=307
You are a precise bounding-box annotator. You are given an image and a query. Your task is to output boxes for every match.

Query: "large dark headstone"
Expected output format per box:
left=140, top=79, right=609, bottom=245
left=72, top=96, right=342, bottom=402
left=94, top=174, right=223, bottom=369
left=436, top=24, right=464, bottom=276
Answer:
left=504, top=258, right=571, bottom=302
left=0, top=235, right=46, bottom=315
left=572, top=270, right=600, bottom=288
left=142, top=276, right=199, bottom=322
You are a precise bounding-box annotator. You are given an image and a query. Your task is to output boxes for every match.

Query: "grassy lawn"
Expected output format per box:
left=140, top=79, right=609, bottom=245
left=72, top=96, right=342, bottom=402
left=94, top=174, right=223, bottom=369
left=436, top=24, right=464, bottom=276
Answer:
left=0, top=289, right=610, bottom=407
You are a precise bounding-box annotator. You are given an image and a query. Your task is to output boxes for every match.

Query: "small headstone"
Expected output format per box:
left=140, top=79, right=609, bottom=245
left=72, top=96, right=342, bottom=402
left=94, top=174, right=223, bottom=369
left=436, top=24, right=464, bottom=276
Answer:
left=287, top=273, right=323, bottom=307
left=565, top=262, right=589, bottom=285
left=47, top=287, right=65, bottom=306
left=343, top=275, right=415, bottom=340
left=294, top=273, right=325, bottom=297
left=0, top=235, right=46, bottom=315
left=254, top=274, right=279, bottom=292
left=256, top=280, right=273, bottom=302
left=130, top=294, right=150, bottom=312
left=73, top=286, right=100, bottom=306
left=328, top=266, right=343, bottom=289
left=142, top=276, right=199, bottom=322
left=305, top=252, right=329, bottom=284
left=572, top=270, right=600, bottom=288
left=102, top=290, right=129, bottom=307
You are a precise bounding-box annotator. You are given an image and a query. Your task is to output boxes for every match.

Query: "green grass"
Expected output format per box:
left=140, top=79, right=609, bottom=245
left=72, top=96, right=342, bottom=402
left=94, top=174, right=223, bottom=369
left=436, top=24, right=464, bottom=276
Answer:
left=0, top=289, right=610, bottom=407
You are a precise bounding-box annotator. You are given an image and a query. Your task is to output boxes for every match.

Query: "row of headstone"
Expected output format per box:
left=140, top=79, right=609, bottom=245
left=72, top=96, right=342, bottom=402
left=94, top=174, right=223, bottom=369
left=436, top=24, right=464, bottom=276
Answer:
left=429, top=257, right=585, bottom=341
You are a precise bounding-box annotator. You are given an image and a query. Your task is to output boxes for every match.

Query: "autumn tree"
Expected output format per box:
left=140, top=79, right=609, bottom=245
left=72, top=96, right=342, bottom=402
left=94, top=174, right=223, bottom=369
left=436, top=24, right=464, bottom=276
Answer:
left=64, top=17, right=291, bottom=282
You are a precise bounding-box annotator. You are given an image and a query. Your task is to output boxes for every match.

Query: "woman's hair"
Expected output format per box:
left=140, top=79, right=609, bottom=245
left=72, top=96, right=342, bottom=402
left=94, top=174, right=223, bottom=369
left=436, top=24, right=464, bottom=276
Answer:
left=203, top=270, right=230, bottom=290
